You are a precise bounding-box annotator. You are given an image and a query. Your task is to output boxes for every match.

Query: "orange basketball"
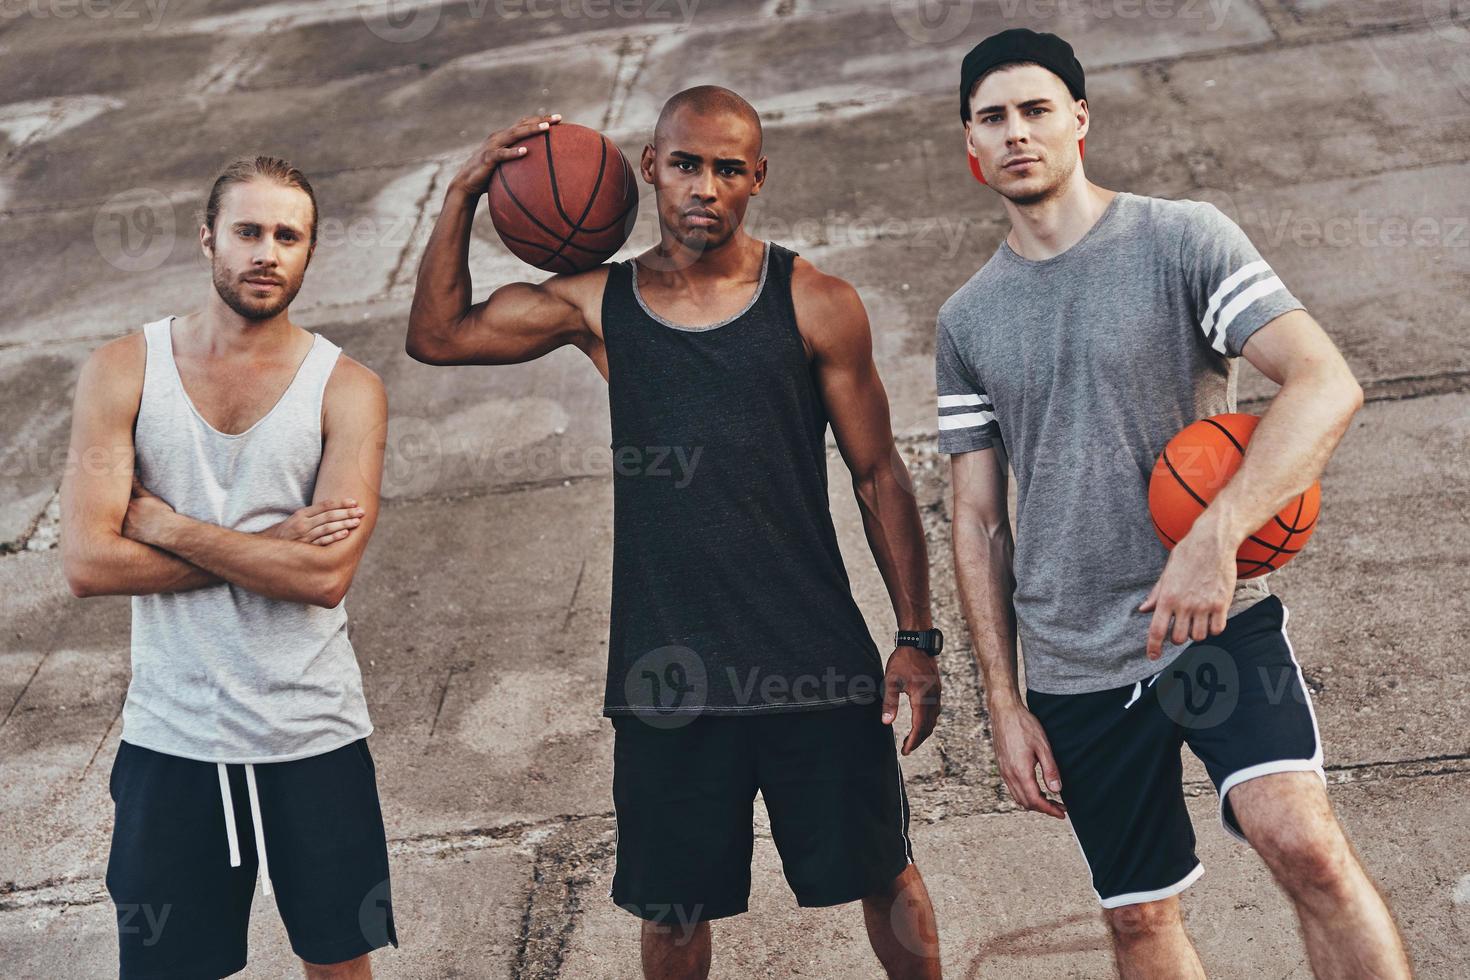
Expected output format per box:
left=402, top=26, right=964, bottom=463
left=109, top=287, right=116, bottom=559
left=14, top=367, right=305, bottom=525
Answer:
left=1148, top=413, right=1320, bottom=578
left=487, top=122, right=639, bottom=273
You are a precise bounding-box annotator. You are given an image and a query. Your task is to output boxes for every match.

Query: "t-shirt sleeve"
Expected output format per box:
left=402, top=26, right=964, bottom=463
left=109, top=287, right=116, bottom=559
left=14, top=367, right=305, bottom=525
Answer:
left=1181, top=202, right=1305, bottom=358
left=935, top=317, right=1001, bottom=454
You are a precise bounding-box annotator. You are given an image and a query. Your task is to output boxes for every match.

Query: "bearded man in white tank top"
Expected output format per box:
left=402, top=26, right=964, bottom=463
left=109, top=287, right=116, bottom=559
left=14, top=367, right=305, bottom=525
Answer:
left=60, top=157, right=396, bottom=980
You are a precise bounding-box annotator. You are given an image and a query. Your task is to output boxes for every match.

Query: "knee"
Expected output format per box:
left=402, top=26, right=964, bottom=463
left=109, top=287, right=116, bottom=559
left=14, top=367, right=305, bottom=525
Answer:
left=1253, top=823, right=1352, bottom=898
left=301, top=954, right=369, bottom=979
left=1104, top=899, right=1181, bottom=946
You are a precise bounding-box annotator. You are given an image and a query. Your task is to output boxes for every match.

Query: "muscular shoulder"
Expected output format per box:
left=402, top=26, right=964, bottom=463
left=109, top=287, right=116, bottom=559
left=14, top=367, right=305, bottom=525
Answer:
left=77, top=331, right=147, bottom=416
left=790, top=256, right=869, bottom=360
left=541, top=263, right=614, bottom=339
left=323, top=352, right=387, bottom=428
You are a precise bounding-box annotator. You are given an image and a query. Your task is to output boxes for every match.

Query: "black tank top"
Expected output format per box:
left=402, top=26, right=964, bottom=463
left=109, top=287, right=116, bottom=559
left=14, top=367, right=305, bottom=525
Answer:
left=601, top=241, right=884, bottom=718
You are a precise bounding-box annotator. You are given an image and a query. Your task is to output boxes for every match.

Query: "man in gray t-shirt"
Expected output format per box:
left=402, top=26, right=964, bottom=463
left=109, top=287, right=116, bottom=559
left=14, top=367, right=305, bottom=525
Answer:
left=936, top=191, right=1298, bottom=693
left=940, top=27, right=1409, bottom=978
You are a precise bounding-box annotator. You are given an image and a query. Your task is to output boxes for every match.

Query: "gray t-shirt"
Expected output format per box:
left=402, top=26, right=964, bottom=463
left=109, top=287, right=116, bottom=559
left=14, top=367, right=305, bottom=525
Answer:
left=936, top=192, right=1305, bottom=694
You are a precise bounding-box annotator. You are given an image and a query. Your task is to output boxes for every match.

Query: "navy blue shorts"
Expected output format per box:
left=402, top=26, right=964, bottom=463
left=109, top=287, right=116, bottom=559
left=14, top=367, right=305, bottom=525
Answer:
left=106, top=738, right=398, bottom=979
left=1028, top=595, right=1324, bottom=908
left=609, top=700, right=914, bottom=926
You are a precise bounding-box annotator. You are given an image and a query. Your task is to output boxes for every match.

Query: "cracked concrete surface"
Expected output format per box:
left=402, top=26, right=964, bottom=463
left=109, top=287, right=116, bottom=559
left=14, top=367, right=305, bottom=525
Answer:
left=2, top=0, right=1468, bottom=977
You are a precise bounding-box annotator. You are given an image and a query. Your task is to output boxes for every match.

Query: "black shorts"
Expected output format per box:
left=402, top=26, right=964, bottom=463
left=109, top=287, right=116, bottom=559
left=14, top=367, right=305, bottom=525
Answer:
left=609, top=700, right=914, bottom=925
left=106, top=738, right=399, bottom=979
left=1028, top=595, right=1323, bottom=909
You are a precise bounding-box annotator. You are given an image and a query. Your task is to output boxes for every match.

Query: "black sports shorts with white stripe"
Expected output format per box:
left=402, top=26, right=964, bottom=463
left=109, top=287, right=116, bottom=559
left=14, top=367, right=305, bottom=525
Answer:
left=1028, top=595, right=1323, bottom=908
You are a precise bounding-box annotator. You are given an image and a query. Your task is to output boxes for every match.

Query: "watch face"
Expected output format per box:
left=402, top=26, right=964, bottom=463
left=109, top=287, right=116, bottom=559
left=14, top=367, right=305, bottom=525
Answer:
left=932, top=630, right=944, bottom=653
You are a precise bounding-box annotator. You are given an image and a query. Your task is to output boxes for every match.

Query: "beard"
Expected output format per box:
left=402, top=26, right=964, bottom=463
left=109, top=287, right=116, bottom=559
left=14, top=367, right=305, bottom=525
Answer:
left=211, top=259, right=303, bottom=321
left=995, top=151, right=1077, bottom=207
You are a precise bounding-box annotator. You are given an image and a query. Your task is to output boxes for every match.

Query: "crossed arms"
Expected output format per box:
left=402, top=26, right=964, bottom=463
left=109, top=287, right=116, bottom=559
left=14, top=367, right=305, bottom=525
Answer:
left=60, top=333, right=388, bottom=609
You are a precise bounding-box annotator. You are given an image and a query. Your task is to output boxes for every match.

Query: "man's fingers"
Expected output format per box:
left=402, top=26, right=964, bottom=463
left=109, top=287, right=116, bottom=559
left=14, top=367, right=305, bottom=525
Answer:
left=1138, top=579, right=1160, bottom=612
left=1146, top=608, right=1169, bottom=659
left=310, top=528, right=351, bottom=546
left=1036, top=742, right=1063, bottom=795
left=881, top=676, right=902, bottom=726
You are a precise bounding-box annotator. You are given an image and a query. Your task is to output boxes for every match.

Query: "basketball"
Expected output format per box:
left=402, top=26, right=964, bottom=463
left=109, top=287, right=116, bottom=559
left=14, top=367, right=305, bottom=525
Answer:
left=1148, top=413, right=1320, bottom=578
left=486, top=122, right=639, bottom=273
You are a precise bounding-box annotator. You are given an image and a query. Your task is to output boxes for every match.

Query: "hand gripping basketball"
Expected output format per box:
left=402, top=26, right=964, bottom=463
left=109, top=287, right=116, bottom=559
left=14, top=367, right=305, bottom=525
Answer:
left=450, top=114, right=565, bottom=198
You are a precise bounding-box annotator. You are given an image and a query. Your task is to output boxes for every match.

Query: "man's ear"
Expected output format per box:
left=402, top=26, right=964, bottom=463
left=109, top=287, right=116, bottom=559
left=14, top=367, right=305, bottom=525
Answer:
left=199, top=223, right=213, bottom=258
left=639, top=143, right=656, bottom=185
left=1075, top=97, right=1089, bottom=140
left=750, top=155, right=768, bottom=196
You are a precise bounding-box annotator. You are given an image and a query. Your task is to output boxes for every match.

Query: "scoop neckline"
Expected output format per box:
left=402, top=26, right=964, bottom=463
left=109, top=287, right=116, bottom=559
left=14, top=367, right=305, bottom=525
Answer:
left=997, top=192, right=1131, bottom=268
left=162, top=315, right=320, bottom=440
left=629, top=241, right=772, bottom=332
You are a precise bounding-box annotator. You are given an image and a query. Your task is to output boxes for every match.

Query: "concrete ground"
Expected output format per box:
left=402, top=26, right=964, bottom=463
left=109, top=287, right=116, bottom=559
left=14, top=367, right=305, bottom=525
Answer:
left=2, top=0, right=1469, bottom=977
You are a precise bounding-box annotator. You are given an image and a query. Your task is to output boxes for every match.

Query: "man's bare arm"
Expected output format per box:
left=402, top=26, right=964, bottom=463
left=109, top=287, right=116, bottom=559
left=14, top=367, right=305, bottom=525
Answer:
left=60, top=335, right=223, bottom=597
left=124, top=357, right=388, bottom=608
left=405, top=114, right=602, bottom=367
left=1140, top=309, right=1364, bottom=656
left=951, top=445, right=1065, bottom=818
left=797, top=263, right=938, bottom=754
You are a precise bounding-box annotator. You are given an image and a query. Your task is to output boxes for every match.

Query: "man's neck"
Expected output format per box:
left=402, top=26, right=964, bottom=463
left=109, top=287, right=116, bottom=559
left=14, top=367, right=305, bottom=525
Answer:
left=182, top=295, right=296, bottom=359
left=640, top=230, right=763, bottom=285
left=1002, top=179, right=1117, bottom=261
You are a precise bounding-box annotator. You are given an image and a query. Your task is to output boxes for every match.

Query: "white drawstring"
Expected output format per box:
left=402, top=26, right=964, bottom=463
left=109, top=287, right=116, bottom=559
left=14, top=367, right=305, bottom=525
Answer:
left=244, top=764, right=273, bottom=896
left=217, top=763, right=241, bottom=867
left=216, top=761, right=273, bottom=896
left=1123, top=681, right=1142, bottom=709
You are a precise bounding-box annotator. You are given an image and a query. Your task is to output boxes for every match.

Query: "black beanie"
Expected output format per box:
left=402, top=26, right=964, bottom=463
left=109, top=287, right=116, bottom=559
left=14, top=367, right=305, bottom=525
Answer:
left=959, top=29, right=1086, bottom=122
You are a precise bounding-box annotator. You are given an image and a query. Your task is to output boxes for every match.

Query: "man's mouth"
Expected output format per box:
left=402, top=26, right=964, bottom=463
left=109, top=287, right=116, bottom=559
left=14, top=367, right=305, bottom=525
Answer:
left=684, top=209, right=718, bottom=227
left=1002, top=156, right=1040, bottom=171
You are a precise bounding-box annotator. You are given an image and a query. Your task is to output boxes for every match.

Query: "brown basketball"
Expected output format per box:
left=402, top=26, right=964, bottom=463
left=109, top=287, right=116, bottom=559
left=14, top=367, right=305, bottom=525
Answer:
left=1148, top=413, right=1321, bottom=578
left=486, top=123, right=639, bottom=273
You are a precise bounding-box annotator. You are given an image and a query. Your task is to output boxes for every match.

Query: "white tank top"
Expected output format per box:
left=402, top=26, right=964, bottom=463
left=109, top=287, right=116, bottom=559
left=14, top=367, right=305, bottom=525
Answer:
left=123, top=315, right=373, bottom=763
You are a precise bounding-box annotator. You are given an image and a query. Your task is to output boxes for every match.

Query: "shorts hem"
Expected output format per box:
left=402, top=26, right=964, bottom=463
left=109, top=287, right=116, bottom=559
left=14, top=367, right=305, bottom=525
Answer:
left=794, top=855, right=913, bottom=909
left=122, top=956, right=246, bottom=980
left=293, top=928, right=398, bottom=966
left=611, top=895, right=747, bottom=924
left=1218, top=758, right=1327, bottom=844
left=1097, top=862, right=1204, bottom=909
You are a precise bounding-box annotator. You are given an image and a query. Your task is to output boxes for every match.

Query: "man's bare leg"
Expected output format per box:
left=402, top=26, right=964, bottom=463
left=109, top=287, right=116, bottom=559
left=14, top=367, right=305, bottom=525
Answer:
left=861, top=864, right=942, bottom=979
left=1231, top=771, right=1411, bottom=978
left=1103, top=896, right=1205, bottom=979
left=302, top=953, right=371, bottom=979
left=641, top=919, right=711, bottom=980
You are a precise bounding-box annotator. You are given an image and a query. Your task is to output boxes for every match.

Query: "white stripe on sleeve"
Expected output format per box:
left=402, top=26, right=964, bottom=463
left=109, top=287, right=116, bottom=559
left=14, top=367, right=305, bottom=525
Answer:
left=937, top=393, right=989, bottom=408
left=937, top=410, right=996, bottom=431
left=1211, top=276, right=1286, bottom=353
left=1200, top=259, right=1270, bottom=340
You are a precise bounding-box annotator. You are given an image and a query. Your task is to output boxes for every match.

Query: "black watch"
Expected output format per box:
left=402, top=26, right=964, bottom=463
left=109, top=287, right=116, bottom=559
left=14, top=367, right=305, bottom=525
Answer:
left=895, top=628, right=944, bottom=658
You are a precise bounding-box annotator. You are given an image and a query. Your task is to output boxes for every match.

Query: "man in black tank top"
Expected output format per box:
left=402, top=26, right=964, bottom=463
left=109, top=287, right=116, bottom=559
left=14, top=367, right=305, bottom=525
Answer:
left=409, top=87, right=943, bottom=979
